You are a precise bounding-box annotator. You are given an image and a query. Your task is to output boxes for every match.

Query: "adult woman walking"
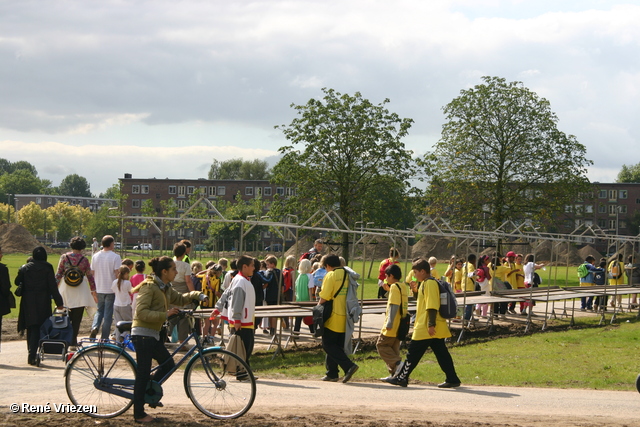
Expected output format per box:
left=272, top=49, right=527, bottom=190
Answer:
left=55, top=237, right=97, bottom=347
left=16, top=246, right=64, bottom=365
left=130, top=256, right=206, bottom=423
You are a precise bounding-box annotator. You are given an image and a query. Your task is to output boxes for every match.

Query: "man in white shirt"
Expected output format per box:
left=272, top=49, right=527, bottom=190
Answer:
left=90, top=235, right=122, bottom=339
left=91, top=237, right=99, bottom=256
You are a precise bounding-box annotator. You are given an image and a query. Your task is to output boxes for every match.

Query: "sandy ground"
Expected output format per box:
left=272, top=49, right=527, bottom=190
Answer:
left=1, top=334, right=639, bottom=427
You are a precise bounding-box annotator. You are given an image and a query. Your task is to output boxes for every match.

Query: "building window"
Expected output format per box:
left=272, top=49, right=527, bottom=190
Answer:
left=620, top=220, right=628, bottom=229
left=598, top=189, right=607, bottom=198
left=276, top=187, right=284, bottom=196
left=619, top=205, right=627, bottom=214
left=156, top=193, right=161, bottom=199
left=245, top=187, right=254, bottom=196
left=608, top=205, right=617, bottom=214
left=597, top=219, right=606, bottom=228
left=217, top=186, right=226, bottom=196
left=36, top=197, right=41, bottom=204
left=187, top=186, right=195, bottom=195
left=47, top=198, right=52, bottom=204
left=609, top=219, right=617, bottom=230
left=140, top=228, right=148, bottom=236
left=564, top=205, right=572, bottom=213
left=208, top=186, right=216, bottom=197
left=286, top=187, right=295, bottom=196
left=168, top=186, right=177, bottom=194
left=608, top=190, right=617, bottom=200
left=132, top=199, right=141, bottom=209
left=264, top=187, right=272, bottom=196
left=584, top=219, right=593, bottom=227
left=564, top=219, right=573, bottom=228
left=619, top=190, right=628, bottom=199
left=255, top=187, right=262, bottom=197
left=199, top=186, right=207, bottom=196
left=177, top=200, right=187, bottom=209
left=141, top=185, right=149, bottom=194
left=132, top=185, right=140, bottom=194
left=598, top=204, right=607, bottom=213
left=584, top=205, right=593, bottom=214
left=574, top=205, right=583, bottom=216
left=178, top=186, right=185, bottom=196
left=131, top=227, right=139, bottom=236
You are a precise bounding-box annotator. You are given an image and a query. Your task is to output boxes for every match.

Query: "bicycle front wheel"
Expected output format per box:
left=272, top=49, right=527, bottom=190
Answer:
left=65, top=345, right=136, bottom=418
left=636, top=373, right=640, bottom=393
left=184, top=348, right=256, bottom=419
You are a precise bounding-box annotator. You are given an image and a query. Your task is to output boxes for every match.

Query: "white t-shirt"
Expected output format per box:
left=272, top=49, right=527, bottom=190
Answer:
left=111, top=279, right=132, bottom=307
left=172, top=259, right=191, bottom=293
left=91, top=249, right=122, bottom=294
left=523, top=262, right=535, bottom=284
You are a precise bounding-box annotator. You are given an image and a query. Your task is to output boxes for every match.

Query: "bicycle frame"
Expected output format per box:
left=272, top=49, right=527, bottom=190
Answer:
left=66, top=308, right=223, bottom=400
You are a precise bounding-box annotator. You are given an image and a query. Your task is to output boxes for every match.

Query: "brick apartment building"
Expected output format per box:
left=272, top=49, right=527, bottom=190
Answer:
left=119, top=173, right=295, bottom=249
left=14, top=194, right=116, bottom=212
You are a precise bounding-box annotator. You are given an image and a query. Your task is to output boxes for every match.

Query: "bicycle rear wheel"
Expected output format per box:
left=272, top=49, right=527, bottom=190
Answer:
left=184, top=348, right=256, bottom=419
left=65, top=345, right=136, bottom=418
left=636, top=373, right=640, bottom=393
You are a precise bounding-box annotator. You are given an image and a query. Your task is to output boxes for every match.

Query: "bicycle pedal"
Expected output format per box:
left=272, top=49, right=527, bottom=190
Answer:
left=149, top=401, right=164, bottom=408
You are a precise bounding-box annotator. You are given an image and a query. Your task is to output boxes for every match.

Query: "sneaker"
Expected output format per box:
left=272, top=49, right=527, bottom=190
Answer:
left=321, top=375, right=339, bottom=382
left=342, top=364, right=359, bottom=383
left=437, top=381, right=461, bottom=388
left=89, top=328, right=98, bottom=339
left=262, top=329, right=269, bottom=334
left=508, top=309, right=516, bottom=314
left=383, top=376, right=408, bottom=387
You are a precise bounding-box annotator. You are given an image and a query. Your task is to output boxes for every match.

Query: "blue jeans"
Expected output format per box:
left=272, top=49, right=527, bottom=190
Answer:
left=92, top=293, right=115, bottom=339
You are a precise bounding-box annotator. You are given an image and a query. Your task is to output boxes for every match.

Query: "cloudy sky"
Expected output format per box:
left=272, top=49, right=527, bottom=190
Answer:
left=1, top=0, right=639, bottom=195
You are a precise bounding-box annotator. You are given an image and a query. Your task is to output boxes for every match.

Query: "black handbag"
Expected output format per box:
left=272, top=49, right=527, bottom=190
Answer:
left=312, top=269, right=347, bottom=338
left=394, top=283, right=411, bottom=341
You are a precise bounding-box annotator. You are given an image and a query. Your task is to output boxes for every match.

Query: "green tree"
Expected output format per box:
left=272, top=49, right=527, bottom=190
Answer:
left=58, top=174, right=92, bottom=197
left=272, top=88, right=416, bottom=261
left=85, top=204, right=119, bottom=241
left=205, top=192, right=267, bottom=252
left=0, top=203, right=16, bottom=223
left=17, top=202, right=45, bottom=236
left=616, top=163, right=640, bottom=183
left=0, top=169, right=51, bottom=203
left=423, top=76, right=592, bottom=230
left=46, top=202, right=92, bottom=242
left=208, top=158, right=271, bottom=180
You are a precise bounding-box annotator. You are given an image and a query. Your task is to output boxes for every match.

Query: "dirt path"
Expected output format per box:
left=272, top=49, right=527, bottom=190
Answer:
left=1, top=337, right=639, bottom=427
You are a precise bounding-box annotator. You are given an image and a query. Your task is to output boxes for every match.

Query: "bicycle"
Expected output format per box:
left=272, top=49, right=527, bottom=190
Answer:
left=64, top=305, right=256, bottom=419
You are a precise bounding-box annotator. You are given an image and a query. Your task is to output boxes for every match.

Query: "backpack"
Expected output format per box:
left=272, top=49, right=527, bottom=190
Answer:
left=63, top=255, right=85, bottom=287
left=299, top=252, right=314, bottom=262
left=577, top=263, right=589, bottom=279
left=531, top=272, right=542, bottom=287
left=425, top=278, right=458, bottom=319
left=282, top=267, right=293, bottom=292
left=609, top=262, right=622, bottom=279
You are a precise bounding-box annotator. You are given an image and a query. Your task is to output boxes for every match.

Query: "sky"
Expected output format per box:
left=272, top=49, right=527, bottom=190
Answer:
left=1, top=0, right=639, bottom=195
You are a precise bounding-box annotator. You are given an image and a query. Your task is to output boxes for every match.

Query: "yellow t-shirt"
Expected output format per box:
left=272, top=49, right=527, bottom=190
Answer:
left=381, top=282, right=409, bottom=337
left=453, top=268, right=463, bottom=292
left=318, top=268, right=348, bottom=333
left=514, top=262, right=525, bottom=288
left=463, top=263, right=476, bottom=291
left=430, top=267, right=441, bottom=281
left=608, top=261, right=625, bottom=285
left=411, top=278, right=451, bottom=341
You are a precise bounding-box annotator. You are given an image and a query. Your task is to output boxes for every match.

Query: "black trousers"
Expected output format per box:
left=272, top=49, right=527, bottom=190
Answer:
left=131, top=335, right=175, bottom=420
left=235, top=327, right=254, bottom=366
left=321, top=328, right=355, bottom=379
left=294, top=316, right=315, bottom=333
left=26, top=326, right=40, bottom=363
left=398, top=337, right=460, bottom=384
left=69, top=307, right=84, bottom=346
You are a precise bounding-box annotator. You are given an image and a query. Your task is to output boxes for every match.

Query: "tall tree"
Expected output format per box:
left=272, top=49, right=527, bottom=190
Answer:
left=616, top=163, right=640, bottom=183
left=0, top=169, right=50, bottom=202
left=17, top=202, right=45, bottom=236
left=272, top=88, right=416, bottom=261
left=58, top=174, right=92, bottom=197
left=423, top=76, right=592, bottom=230
left=208, top=158, right=270, bottom=180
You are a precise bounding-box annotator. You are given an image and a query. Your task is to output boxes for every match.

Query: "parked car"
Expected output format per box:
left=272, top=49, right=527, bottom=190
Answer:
left=50, top=242, right=69, bottom=248
left=194, top=244, right=206, bottom=251
left=114, top=242, right=122, bottom=249
left=133, top=243, right=153, bottom=250
left=264, top=244, right=283, bottom=252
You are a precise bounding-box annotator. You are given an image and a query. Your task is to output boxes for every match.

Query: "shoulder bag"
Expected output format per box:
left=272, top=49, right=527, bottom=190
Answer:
left=312, top=268, right=347, bottom=338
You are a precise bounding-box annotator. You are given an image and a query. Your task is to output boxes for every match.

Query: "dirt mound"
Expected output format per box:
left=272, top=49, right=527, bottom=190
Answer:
left=578, top=245, right=604, bottom=262
left=0, top=223, right=44, bottom=254
left=411, top=236, right=456, bottom=260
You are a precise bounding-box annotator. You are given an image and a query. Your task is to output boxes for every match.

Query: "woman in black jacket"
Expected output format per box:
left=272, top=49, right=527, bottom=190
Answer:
left=0, top=246, right=13, bottom=347
left=16, top=246, right=64, bottom=365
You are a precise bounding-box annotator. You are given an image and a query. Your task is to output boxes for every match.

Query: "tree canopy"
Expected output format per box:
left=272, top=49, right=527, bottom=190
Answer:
left=57, top=174, right=92, bottom=197
left=423, top=76, right=592, bottom=230
left=616, top=163, right=640, bottom=183
left=208, top=158, right=271, bottom=180
left=272, top=88, right=417, bottom=260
